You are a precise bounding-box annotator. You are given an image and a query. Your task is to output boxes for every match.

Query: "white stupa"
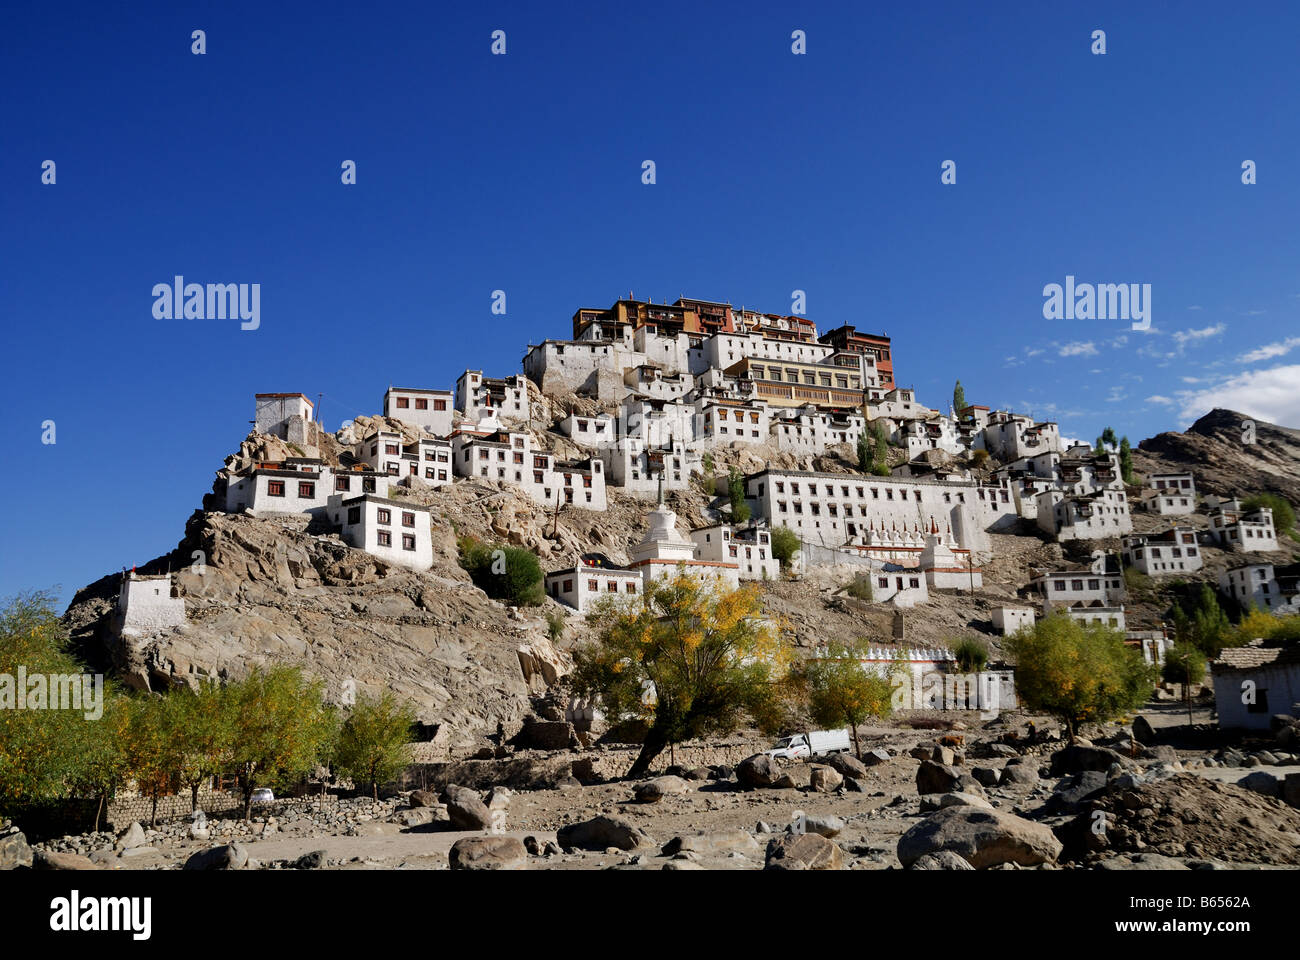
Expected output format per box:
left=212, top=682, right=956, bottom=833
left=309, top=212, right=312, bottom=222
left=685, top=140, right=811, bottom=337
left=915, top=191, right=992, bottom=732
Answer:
left=627, top=479, right=739, bottom=588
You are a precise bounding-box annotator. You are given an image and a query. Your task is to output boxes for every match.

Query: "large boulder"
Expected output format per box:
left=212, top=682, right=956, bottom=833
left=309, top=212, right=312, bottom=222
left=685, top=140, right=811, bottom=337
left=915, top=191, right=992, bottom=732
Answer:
left=33, top=851, right=100, bottom=871
left=1046, top=770, right=1108, bottom=814
left=114, top=821, right=147, bottom=852
left=408, top=789, right=438, bottom=808
left=809, top=766, right=844, bottom=793
left=184, top=843, right=250, bottom=871
left=557, top=815, right=652, bottom=852
left=1285, top=773, right=1300, bottom=809
left=861, top=749, right=892, bottom=767
left=661, top=830, right=762, bottom=858
left=917, top=761, right=981, bottom=795
left=764, top=833, right=844, bottom=870
left=736, top=754, right=783, bottom=788
left=897, top=807, right=1063, bottom=869
left=1132, top=715, right=1158, bottom=746
left=449, top=836, right=528, bottom=870
left=1237, top=771, right=1281, bottom=798
left=1049, top=745, right=1131, bottom=777
left=634, top=776, right=689, bottom=804
left=826, top=753, right=870, bottom=779
left=440, top=784, right=493, bottom=830
left=0, top=829, right=32, bottom=870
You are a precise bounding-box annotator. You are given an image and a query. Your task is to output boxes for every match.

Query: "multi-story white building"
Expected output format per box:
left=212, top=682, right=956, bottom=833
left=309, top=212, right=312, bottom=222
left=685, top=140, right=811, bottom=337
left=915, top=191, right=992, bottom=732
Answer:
left=689, top=523, right=780, bottom=580
left=383, top=387, right=453, bottom=437
left=455, top=370, right=530, bottom=424
left=771, top=407, right=866, bottom=455
left=224, top=459, right=343, bottom=516
left=451, top=427, right=607, bottom=510
left=696, top=397, right=769, bottom=446
left=1122, top=527, right=1202, bottom=576
left=1141, top=473, right=1196, bottom=515
left=560, top=412, right=617, bottom=448
left=978, top=411, right=1061, bottom=462
left=1219, top=562, right=1300, bottom=613
left=1036, top=488, right=1132, bottom=541
left=1208, top=499, right=1279, bottom=552
left=326, top=494, right=434, bottom=570
left=599, top=438, right=698, bottom=498
left=744, top=468, right=993, bottom=556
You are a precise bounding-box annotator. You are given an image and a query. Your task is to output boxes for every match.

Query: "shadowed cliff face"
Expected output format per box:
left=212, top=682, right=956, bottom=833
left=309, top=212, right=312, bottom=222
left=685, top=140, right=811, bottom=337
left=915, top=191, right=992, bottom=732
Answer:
left=61, top=509, right=556, bottom=756
left=1134, top=409, right=1300, bottom=505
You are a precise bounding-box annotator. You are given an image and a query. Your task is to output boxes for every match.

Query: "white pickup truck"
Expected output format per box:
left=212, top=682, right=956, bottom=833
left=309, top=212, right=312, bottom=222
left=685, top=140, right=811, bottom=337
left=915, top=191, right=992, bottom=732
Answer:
left=764, top=729, right=852, bottom=760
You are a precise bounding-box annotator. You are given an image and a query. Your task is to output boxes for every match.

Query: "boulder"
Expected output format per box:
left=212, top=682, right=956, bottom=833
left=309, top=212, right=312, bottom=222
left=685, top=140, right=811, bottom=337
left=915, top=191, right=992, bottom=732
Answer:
left=683, top=767, right=712, bottom=781
left=921, top=792, right=993, bottom=813
left=33, top=850, right=100, bottom=871
left=861, top=749, right=892, bottom=767
left=184, top=843, right=250, bottom=871
left=114, top=821, right=147, bottom=852
left=971, top=766, right=1002, bottom=788
left=1047, top=770, right=1108, bottom=813
left=800, top=814, right=845, bottom=838
left=1049, top=745, right=1130, bottom=777
left=408, top=789, right=438, bottom=808
left=764, top=833, right=844, bottom=870
left=910, top=851, right=975, bottom=870
left=557, top=815, right=652, bottom=852
left=917, top=760, right=962, bottom=795
left=1237, top=771, right=1281, bottom=798
left=999, top=764, right=1041, bottom=789
left=449, top=836, right=528, bottom=871
left=634, top=776, right=689, bottom=803
left=897, top=807, right=1062, bottom=869
left=809, top=766, right=844, bottom=793
left=440, top=784, right=492, bottom=830
left=1285, top=773, right=1300, bottom=809
left=1132, top=715, right=1157, bottom=745
left=661, top=830, right=762, bottom=858
left=0, top=830, right=33, bottom=870
left=294, top=850, right=327, bottom=869
left=826, top=753, right=869, bottom=779
left=736, top=754, right=782, bottom=788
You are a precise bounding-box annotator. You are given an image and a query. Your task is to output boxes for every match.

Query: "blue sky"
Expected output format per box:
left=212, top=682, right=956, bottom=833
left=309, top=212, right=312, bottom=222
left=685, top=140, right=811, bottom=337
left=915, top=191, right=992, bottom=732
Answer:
left=3, top=1, right=1300, bottom=604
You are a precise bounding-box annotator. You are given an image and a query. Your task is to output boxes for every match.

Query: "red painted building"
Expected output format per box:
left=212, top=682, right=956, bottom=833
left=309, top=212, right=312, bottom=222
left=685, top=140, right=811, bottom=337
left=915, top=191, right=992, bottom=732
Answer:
left=818, top=325, right=894, bottom=390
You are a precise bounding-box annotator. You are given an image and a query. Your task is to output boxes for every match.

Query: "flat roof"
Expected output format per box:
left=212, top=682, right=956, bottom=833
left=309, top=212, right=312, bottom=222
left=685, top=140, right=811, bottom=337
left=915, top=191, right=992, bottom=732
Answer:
left=256, top=392, right=314, bottom=407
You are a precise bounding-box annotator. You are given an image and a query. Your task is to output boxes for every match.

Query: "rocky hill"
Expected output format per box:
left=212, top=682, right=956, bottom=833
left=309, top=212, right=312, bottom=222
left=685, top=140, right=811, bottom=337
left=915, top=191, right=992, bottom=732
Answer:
left=60, top=407, right=1300, bottom=758
left=1133, top=408, right=1300, bottom=505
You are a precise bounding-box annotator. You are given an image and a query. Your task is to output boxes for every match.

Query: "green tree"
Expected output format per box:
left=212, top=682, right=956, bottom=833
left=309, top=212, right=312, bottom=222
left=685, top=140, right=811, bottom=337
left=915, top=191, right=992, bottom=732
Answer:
left=1242, top=492, right=1295, bottom=539
left=952, top=380, right=967, bottom=415
left=728, top=468, right=751, bottom=525
left=333, top=691, right=416, bottom=801
left=1119, top=436, right=1136, bottom=485
left=123, top=695, right=176, bottom=827
left=571, top=573, right=791, bottom=777
left=168, top=683, right=234, bottom=813
left=1189, top=583, right=1230, bottom=657
left=857, top=432, right=871, bottom=471
left=459, top=537, right=546, bottom=606
left=952, top=637, right=989, bottom=673
left=770, top=526, right=800, bottom=572
left=1095, top=426, right=1118, bottom=454
left=1005, top=613, right=1157, bottom=741
left=1161, top=642, right=1207, bottom=726
left=226, top=666, right=338, bottom=819
left=844, top=573, right=873, bottom=602
left=0, top=592, right=105, bottom=816
left=799, top=639, right=895, bottom=758
left=872, top=421, right=891, bottom=476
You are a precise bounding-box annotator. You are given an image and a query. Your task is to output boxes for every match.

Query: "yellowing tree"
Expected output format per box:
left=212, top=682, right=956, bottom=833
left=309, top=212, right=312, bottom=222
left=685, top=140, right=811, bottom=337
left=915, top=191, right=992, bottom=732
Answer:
left=571, top=572, right=791, bottom=777
left=1006, top=612, right=1157, bottom=741
left=798, top=639, right=896, bottom=758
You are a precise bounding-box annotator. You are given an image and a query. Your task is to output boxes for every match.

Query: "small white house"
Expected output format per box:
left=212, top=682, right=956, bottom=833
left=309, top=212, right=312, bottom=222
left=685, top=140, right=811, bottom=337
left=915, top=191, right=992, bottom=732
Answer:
left=1212, top=641, right=1300, bottom=731
left=991, top=606, right=1034, bottom=635
left=545, top=553, right=642, bottom=613
left=1031, top=556, right=1125, bottom=614
left=1143, top=473, right=1196, bottom=515
left=455, top=370, right=530, bottom=424
left=115, top=572, right=187, bottom=637
left=225, top=463, right=335, bottom=516
left=384, top=387, right=453, bottom=437
left=327, top=494, right=434, bottom=570
left=1066, top=604, right=1127, bottom=631
left=254, top=392, right=314, bottom=440
left=1218, top=562, right=1300, bottom=614
left=1208, top=499, right=1279, bottom=552
left=1121, top=527, right=1203, bottom=576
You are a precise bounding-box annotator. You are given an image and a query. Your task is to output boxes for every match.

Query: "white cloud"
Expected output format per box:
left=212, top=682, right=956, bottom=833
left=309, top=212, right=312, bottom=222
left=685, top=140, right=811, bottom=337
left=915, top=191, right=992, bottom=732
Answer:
left=1177, top=364, right=1300, bottom=427
left=1172, top=324, right=1226, bottom=346
left=1059, top=341, right=1098, bottom=357
left=1145, top=395, right=1174, bottom=405
left=1238, top=336, right=1300, bottom=364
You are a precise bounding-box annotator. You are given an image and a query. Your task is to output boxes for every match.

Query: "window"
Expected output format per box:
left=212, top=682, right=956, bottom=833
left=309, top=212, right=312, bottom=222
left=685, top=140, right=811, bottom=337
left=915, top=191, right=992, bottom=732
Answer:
left=268, top=480, right=286, bottom=497
left=377, top=509, right=391, bottom=525
left=385, top=444, right=399, bottom=455
left=335, top=477, right=350, bottom=492
left=402, top=511, right=415, bottom=527
left=298, top=481, right=315, bottom=498
left=402, top=534, right=416, bottom=551
left=347, top=507, right=360, bottom=524
left=588, top=579, right=598, bottom=591
left=362, top=477, right=376, bottom=493
left=377, top=531, right=391, bottom=547
left=415, top=398, right=428, bottom=410
left=626, top=582, right=636, bottom=593
left=434, top=399, right=447, bottom=411
left=397, top=397, right=409, bottom=408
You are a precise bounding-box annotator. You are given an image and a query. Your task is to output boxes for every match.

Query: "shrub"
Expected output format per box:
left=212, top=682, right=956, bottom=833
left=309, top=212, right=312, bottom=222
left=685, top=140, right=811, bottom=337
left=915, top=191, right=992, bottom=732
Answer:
left=546, top=608, right=566, bottom=641
left=770, top=526, right=800, bottom=571
left=844, top=573, right=873, bottom=602
left=458, top=536, right=545, bottom=606
left=1242, top=493, right=1295, bottom=538
left=952, top=637, right=989, bottom=673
